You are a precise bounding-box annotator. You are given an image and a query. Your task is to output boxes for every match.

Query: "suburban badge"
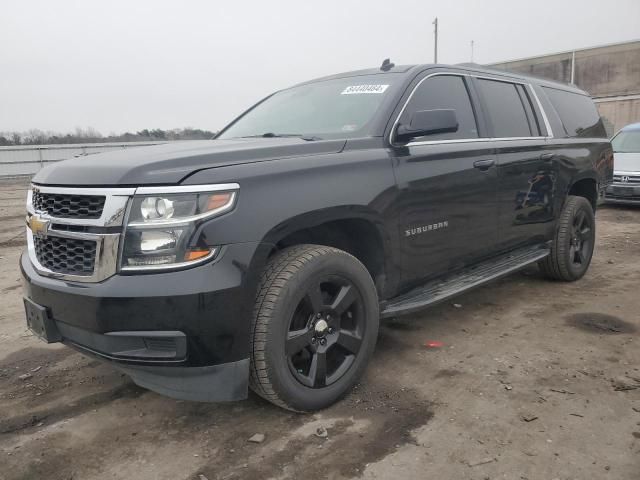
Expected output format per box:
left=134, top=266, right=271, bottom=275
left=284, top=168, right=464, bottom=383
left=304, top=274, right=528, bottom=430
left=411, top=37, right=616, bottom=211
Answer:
left=405, top=220, right=449, bottom=237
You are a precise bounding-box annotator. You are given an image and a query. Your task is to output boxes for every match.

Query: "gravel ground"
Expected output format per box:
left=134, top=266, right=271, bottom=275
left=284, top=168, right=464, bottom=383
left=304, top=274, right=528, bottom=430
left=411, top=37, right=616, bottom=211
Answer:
left=1, top=179, right=639, bottom=480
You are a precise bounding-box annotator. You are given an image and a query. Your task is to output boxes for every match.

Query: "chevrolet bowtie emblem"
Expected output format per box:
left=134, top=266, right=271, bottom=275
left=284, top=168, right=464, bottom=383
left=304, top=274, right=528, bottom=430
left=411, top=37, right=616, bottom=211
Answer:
left=29, top=215, right=50, bottom=239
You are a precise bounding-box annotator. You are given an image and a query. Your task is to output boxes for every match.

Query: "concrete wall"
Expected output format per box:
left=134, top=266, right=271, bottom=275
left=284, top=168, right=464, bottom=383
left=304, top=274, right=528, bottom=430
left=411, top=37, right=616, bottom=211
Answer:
left=0, top=141, right=169, bottom=177
left=491, top=40, right=640, bottom=136
left=595, top=97, right=640, bottom=135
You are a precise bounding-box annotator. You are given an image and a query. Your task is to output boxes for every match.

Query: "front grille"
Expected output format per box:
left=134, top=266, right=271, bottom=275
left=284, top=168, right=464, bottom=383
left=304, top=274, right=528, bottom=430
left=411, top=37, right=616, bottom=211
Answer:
left=613, top=174, right=640, bottom=184
left=27, top=185, right=134, bottom=282
left=32, top=191, right=105, bottom=219
left=33, top=236, right=97, bottom=275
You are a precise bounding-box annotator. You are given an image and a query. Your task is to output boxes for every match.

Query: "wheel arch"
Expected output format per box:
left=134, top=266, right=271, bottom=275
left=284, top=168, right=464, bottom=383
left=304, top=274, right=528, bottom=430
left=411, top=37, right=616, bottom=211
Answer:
left=259, top=207, right=394, bottom=298
left=567, top=176, right=598, bottom=211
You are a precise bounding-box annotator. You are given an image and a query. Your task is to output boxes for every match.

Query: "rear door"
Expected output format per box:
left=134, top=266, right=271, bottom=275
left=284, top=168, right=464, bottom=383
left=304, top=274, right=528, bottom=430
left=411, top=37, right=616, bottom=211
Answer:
left=390, top=73, right=500, bottom=287
left=474, top=77, right=555, bottom=250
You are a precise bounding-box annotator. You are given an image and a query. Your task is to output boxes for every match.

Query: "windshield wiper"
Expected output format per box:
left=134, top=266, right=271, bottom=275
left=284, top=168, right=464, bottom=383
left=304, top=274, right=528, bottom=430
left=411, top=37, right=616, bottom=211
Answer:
left=240, top=132, right=321, bottom=141
left=241, top=132, right=300, bottom=138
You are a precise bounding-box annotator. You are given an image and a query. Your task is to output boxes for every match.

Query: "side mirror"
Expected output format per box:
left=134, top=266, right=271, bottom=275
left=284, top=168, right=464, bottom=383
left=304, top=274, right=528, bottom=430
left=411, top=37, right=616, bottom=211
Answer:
left=396, top=109, right=459, bottom=143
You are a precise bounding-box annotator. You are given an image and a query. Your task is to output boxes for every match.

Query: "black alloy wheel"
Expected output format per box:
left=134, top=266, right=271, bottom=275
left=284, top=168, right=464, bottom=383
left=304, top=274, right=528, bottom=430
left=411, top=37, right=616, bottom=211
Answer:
left=569, top=208, right=593, bottom=267
left=539, top=195, right=596, bottom=281
left=249, top=245, right=379, bottom=411
left=286, top=275, right=365, bottom=389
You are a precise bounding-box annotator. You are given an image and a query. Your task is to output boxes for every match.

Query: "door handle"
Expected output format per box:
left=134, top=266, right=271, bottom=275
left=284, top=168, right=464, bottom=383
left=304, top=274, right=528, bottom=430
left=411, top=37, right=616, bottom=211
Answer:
left=540, top=153, right=554, bottom=162
left=473, top=159, right=495, bottom=171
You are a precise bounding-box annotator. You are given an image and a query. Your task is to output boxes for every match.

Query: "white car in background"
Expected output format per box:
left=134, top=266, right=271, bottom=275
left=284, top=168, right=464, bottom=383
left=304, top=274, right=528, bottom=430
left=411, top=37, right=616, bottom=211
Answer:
left=605, top=122, right=640, bottom=205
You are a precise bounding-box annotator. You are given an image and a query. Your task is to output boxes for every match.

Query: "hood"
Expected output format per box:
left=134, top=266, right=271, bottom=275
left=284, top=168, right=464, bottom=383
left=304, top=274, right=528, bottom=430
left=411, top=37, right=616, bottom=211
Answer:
left=614, top=152, right=640, bottom=173
left=32, top=138, right=346, bottom=186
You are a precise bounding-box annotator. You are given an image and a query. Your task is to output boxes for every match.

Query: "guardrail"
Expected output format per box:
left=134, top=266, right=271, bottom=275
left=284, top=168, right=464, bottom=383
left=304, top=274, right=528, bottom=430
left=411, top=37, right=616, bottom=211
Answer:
left=0, top=141, right=169, bottom=177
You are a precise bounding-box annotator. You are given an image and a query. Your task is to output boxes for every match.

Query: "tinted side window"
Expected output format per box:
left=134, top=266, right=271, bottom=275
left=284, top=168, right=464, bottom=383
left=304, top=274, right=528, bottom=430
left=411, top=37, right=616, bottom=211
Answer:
left=399, top=75, right=478, bottom=141
left=477, top=79, right=533, bottom=138
left=542, top=87, right=607, bottom=138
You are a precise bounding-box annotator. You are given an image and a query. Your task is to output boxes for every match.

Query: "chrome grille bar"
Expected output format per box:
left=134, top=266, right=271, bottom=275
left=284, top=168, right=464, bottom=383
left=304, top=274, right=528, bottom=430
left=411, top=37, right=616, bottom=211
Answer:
left=613, top=174, right=640, bottom=184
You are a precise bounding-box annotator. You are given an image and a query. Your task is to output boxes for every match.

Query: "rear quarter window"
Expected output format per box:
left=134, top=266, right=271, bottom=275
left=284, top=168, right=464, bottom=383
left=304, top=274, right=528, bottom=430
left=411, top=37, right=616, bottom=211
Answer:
left=542, top=87, right=607, bottom=138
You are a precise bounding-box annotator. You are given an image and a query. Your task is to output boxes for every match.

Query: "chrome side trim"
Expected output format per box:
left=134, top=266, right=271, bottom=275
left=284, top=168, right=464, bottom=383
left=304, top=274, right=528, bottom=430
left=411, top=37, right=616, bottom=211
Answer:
left=135, top=183, right=240, bottom=195
left=405, top=137, right=547, bottom=147
left=389, top=71, right=554, bottom=146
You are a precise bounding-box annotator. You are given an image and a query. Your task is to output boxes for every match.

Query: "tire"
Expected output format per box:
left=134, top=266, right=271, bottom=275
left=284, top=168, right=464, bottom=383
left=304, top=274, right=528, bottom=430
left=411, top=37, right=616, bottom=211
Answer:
left=249, top=245, right=379, bottom=411
left=539, top=195, right=595, bottom=281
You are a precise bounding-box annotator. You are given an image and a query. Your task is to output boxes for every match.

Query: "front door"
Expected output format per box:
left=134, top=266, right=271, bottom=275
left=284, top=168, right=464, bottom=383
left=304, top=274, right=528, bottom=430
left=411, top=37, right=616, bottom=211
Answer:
left=390, top=73, right=499, bottom=288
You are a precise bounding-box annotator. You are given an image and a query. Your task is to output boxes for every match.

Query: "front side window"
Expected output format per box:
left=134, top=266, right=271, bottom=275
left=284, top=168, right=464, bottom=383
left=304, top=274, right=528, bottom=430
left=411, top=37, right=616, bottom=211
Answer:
left=477, top=79, right=533, bottom=138
left=612, top=129, right=640, bottom=153
left=398, top=75, right=479, bottom=141
left=218, top=74, right=402, bottom=140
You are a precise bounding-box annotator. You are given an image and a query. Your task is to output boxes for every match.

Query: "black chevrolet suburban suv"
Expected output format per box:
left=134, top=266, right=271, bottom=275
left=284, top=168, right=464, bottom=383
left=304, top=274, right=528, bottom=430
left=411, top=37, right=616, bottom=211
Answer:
left=22, top=63, right=613, bottom=411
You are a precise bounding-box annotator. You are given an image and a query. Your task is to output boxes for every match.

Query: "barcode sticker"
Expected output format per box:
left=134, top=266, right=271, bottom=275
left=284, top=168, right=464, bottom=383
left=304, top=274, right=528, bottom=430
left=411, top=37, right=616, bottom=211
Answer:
left=341, top=85, right=389, bottom=95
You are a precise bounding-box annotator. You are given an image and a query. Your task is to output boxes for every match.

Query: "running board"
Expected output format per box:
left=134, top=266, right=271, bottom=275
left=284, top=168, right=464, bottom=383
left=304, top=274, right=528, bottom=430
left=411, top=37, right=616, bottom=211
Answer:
left=381, top=244, right=550, bottom=318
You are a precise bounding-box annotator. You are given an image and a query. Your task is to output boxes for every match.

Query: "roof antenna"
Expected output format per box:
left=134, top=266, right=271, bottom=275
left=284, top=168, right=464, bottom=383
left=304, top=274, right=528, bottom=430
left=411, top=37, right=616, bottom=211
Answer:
left=380, top=58, right=395, bottom=72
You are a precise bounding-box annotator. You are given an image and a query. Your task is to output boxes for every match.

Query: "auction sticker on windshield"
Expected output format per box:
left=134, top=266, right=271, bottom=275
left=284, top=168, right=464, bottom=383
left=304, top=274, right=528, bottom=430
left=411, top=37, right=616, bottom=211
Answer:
left=341, top=85, right=389, bottom=95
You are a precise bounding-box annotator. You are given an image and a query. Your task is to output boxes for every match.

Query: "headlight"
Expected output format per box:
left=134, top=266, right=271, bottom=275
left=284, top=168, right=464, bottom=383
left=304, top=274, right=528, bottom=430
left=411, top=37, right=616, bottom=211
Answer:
left=140, top=197, right=175, bottom=220
left=120, top=184, right=238, bottom=271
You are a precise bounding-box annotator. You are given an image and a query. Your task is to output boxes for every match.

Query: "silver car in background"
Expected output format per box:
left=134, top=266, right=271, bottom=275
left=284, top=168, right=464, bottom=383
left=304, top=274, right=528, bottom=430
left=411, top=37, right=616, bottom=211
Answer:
left=605, top=122, right=640, bottom=205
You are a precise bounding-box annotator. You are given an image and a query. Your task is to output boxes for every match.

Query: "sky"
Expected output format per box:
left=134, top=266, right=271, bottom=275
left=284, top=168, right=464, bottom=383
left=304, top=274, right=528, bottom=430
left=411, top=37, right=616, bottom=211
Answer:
left=1, top=0, right=639, bottom=134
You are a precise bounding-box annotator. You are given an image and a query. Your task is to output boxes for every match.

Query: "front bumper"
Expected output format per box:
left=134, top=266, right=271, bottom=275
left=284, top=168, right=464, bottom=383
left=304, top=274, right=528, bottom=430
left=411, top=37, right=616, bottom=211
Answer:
left=21, top=241, right=270, bottom=402
left=604, top=184, right=640, bottom=205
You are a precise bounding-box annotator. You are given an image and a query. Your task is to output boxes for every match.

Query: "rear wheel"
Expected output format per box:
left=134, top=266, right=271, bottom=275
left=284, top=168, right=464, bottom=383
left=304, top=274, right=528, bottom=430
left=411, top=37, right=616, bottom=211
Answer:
left=249, top=245, right=379, bottom=411
left=539, top=195, right=595, bottom=281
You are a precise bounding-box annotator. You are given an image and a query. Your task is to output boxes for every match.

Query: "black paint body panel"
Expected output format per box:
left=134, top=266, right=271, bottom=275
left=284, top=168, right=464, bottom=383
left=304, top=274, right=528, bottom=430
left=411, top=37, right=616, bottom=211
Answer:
left=22, top=63, right=613, bottom=401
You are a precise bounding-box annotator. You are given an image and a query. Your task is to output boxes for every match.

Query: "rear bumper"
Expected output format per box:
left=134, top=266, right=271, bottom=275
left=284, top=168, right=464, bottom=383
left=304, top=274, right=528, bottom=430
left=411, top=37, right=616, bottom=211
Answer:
left=20, top=241, right=272, bottom=401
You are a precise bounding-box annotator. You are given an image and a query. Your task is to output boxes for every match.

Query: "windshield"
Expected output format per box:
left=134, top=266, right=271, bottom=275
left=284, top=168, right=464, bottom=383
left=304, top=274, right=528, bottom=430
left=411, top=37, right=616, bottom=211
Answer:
left=217, top=74, right=401, bottom=140
left=612, top=129, right=640, bottom=153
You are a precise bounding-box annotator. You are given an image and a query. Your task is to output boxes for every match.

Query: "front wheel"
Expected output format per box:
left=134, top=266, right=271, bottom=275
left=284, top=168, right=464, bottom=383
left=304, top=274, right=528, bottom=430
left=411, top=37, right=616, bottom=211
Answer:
left=539, top=195, right=595, bottom=281
left=249, top=245, right=379, bottom=411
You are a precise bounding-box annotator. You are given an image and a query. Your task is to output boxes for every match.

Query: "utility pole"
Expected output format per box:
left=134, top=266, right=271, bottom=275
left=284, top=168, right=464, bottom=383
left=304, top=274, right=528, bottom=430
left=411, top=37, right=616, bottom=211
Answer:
left=470, top=40, right=474, bottom=63
left=433, top=17, right=438, bottom=63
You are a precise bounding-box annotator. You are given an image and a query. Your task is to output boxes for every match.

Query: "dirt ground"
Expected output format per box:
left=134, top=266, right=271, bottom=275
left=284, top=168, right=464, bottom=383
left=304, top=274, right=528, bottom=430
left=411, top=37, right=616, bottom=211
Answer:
left=0, top=178, right=639, bottom=480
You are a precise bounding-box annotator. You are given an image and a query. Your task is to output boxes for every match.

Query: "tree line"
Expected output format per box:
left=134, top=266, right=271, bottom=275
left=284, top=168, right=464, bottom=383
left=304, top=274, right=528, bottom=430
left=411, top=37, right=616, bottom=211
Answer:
left=0, top=127, right=217, bottom=146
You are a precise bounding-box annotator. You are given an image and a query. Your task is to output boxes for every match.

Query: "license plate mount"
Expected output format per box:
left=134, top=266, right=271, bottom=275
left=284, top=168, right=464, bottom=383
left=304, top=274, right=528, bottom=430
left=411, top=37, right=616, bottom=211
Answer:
left=613, top=186, right=634, bottom=197
left=24, top=298, right=61, bottom=343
